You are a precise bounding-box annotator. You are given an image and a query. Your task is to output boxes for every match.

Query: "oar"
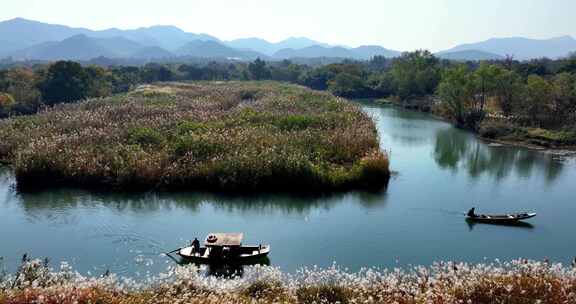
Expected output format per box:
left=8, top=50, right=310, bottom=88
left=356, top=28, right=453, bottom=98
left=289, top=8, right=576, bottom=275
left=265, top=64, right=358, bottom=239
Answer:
left=165, top=248, right=182, bottom=255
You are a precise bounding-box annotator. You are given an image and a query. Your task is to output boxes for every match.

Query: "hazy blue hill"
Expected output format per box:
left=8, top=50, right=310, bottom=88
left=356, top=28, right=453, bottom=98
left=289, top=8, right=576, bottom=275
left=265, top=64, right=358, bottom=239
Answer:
left=275, top=37, right=329, bottom=50
left=15, top=35, right=117, bottom=60
left=274, top=45, right=400, bottom=60
left=436, top=49, right=503, bottom=61
left=93, top=25, right=219, bottom=50
left=353, top=45, right=401, bottom=59
left=274, top=45, right=356, bottom=59
left=130, top=46, right=174, bottom=59
left=91, top=36, right=143, bottom=57
left=226, top=37, right=335, bottom=56
left=0, top=18, right=218, bottom=56
left=4, top=17, right=576, bottom=62
left=444, top=36, right=576, bottom=60
left=175, top=40, right=265, bottom=59
left=226, top=38, right=277, bottom=55
left=0, top=40, right=26, bottom=57
left=13, top=35, right=158, bottom=60
left=0, top=18, right=92, bottom=55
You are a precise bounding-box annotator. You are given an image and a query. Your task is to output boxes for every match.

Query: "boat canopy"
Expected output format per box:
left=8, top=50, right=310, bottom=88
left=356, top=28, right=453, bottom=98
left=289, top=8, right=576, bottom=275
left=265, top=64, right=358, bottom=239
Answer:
left=204, top=233, right=244, bottom=247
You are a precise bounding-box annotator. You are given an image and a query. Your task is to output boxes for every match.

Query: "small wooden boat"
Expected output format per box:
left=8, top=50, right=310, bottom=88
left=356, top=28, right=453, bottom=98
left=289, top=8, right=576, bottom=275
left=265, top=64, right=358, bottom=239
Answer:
left=466, top=212, right=537, bottom=223
left=177, top=233, right=270, bottom=264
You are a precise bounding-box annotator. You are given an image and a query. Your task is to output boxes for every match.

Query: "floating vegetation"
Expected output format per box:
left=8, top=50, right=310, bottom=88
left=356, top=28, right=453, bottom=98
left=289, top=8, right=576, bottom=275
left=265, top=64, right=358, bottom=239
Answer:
left=0, top=258, right=575, bottom=303
left=0, top=81, right=390, bottom=192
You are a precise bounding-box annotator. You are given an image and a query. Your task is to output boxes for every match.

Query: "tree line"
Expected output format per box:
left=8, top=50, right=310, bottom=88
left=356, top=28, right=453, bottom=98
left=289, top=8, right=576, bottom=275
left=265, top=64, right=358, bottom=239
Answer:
left=1, top=53, right=576, bottom=137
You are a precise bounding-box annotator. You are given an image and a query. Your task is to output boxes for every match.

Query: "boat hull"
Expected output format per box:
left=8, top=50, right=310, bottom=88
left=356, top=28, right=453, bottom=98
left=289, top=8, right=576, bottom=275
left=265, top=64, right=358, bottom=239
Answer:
left=466, top=213, right=537, bottom=223
left=178, top=245, right=271, bottom=264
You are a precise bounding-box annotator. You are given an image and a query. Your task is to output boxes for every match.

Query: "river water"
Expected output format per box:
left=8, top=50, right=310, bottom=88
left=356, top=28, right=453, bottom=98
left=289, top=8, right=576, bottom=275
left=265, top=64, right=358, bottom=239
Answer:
left=1, top=102, right=575, bottom=277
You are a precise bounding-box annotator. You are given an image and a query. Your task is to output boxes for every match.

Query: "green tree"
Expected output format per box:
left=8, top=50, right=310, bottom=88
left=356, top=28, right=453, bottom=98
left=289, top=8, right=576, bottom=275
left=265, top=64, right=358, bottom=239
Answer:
left=551, top=73, right=576, bottom=125
left=368, top=72, right=396, bottom=96
left=299, top=68, right=334, bottom=90
left=248, top=58, right=271, bottom=80
left=39, top=61, right=91, bottom=105
left=0, top=92, right=15, bottom=117
left=110, top=66, right=141, bottom=93
left=471, top=63, right=499, bottom=111
left=559, top=53, right=576, bottom=74
left=523, top=75, right=554, bottom=127
left=437, top=65, right=478, bottom=129
left=391, top=50, right=440, bottom=100
left=491, top=67, right=524, bottom=116
left=141, top=63, right=174, bottom=83
left=328, top=73, right=368, bottom=97
left=85, top=66, right=113, bottom=98
left=0, top=68, right=42, bottom=114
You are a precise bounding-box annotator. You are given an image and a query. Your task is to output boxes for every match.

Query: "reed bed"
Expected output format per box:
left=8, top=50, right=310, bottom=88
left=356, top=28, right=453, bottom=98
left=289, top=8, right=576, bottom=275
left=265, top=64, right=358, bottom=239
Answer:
left=0, top=81, right=389, bottom=192
left=1, top=259, right=575, bottom=304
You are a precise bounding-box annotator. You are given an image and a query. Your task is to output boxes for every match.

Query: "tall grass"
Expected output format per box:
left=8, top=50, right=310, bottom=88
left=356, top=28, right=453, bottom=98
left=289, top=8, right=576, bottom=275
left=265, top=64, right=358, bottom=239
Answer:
left=0, top=81, right=390, bottom=192
left=1, top=259, right=575, bottom=304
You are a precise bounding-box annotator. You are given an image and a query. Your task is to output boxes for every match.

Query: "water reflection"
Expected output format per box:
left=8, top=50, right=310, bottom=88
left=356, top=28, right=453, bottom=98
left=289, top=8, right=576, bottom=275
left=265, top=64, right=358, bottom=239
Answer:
left=433, top=128, right=564, bottom=183
left=466, top=219, right=535, bottom=231
left=165, top=253, right=271, bottom=278
left=9, top=182, right=388, bottom=223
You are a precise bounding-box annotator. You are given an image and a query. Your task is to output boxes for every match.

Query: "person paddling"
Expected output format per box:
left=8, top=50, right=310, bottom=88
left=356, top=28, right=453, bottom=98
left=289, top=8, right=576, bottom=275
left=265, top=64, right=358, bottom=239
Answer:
left=467, top=208, right=478, bottom=218
left=191, top=238, right=200, bottom=255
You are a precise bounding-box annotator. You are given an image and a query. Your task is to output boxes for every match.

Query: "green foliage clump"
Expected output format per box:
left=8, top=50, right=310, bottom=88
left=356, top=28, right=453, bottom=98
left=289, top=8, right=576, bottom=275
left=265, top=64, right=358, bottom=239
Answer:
left=478, top=121, right=515, bottom=139
left=274, top=115, right=319, bottom=131
left=127, top=127, right=165, bottom=148
left=40, top=61, right=91, bottom=105
left=0, top=93, right=15, bottom=116
left=172, top=135, right=224, bottom=160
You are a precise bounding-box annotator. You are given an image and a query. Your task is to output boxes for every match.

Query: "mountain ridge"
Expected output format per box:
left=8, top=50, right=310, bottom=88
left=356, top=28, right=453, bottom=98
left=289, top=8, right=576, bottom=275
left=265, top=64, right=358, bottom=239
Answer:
left=2, top=18, right=576, bottom=61
left=444, top=36, right=576, bottom=60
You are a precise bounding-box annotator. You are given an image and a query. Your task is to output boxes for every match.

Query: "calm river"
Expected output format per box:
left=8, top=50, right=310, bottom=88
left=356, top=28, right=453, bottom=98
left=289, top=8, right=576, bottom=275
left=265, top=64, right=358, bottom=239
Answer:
left=1, top=102, right=575, bottom=277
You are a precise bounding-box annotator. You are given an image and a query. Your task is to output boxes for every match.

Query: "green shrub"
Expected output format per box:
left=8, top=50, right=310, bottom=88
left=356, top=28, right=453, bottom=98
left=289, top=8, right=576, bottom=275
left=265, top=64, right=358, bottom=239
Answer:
left=0, top=93, right=15, bottom=116
left=274, top=115, right=319, bottom=131
left=175, top=121, right=207, bottom=135
left=172, top=135, right=224, bottom=160
left=127, top=127, right=165, bottom=148
left=478, top=121, right=515, bottom=139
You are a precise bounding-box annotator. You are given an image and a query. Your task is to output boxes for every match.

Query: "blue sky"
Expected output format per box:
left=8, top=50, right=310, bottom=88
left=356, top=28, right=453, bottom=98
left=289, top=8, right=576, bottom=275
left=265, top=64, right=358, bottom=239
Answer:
left=1, top=0, right=574, bottom=51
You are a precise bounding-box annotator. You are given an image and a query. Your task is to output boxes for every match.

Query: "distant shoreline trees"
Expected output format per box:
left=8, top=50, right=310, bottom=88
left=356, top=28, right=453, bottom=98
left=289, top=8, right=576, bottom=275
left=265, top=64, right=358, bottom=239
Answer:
left=1, top=53, right=575, bottom=141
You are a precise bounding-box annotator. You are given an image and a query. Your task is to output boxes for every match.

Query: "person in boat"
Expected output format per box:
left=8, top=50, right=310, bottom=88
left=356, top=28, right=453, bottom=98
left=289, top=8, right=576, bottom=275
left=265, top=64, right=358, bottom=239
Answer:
left=191, top=238, right=200, bottom=255
left=467, top=208, right=478, bottom=218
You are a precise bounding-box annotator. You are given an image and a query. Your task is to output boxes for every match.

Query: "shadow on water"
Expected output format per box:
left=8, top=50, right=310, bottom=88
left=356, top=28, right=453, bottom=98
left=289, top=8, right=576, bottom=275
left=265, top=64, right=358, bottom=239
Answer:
left=165, top=253, right=271, bottom=278
left=433, top=128, right=564, bottom=184
left=14, top=187, right=389, bottom=218
left=0, top=164, right=390, bottom=220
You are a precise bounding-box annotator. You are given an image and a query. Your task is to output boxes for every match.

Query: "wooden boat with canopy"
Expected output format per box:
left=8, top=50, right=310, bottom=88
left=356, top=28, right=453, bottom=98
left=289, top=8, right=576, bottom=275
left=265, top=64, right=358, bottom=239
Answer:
left=177, top=233, right=270, bottom=263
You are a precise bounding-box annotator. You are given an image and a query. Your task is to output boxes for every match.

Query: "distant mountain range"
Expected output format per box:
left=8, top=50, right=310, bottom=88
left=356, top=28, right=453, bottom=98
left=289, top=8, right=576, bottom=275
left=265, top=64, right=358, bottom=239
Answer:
left=1, top=18, right=575, bottom=62
left=435, top=50, right=503, bottom=61
left=225, top=37, right=331, bottom=56
left=273, top=45, right=401, bottom=60
left=441, top=36, right=576, bottom=61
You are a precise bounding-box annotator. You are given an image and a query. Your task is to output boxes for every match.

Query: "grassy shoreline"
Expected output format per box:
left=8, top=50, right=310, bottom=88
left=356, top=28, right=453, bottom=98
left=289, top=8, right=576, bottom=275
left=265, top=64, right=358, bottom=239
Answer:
left=0, top=81, right=390, bottom=192
left=384, top=97, right=576, bottom=152
left=1, top=259, right=575, bottom=303
left=477, top=121, right=576, bottom=151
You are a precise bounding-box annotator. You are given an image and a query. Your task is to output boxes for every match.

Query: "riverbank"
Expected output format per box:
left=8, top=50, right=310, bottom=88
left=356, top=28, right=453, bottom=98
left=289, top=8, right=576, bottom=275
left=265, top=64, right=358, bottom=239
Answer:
left=478, top=121, right=576, bottom=152
left=1, top=259, right=575, bottom=304
left=0, top=81, right=389, bottom=192
left=382, top=96, right=576, bottom=152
